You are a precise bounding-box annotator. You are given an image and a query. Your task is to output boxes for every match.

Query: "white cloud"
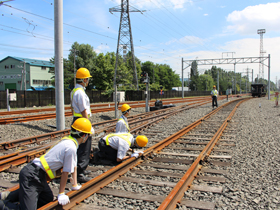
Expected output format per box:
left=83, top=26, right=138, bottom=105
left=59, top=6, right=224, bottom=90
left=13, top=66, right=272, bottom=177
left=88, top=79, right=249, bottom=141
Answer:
left=226, top=2, right=280, bottom=34
left=204, top=14, right=208, bottom=16
left=95, top=44, right=110, bottom=54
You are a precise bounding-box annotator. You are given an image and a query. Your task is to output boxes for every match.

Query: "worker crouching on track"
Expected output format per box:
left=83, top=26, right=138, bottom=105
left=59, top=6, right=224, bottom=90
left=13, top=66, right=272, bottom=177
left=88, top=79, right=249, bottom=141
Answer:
left=94, top=133, right=148, bottom=165
left=71, top=67, right=95, bottom=183
left=211, top=85, right=218, bottom=108
left=116, top=104, right=131, bottom=133
left=0, top=118, right=93, bottom=210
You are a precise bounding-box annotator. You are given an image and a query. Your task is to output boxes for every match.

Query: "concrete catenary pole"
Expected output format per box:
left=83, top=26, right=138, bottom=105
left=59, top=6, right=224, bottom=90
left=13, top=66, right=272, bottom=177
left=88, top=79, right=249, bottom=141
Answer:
left=54, top=0, right=65, bottom=130
left=268, top=54, right=271, bottom=100
left=217, top=71, right=219, bottom=92
left=234, top=63, right=236, bottom=94
left=181, top=57, right=184, bottom=98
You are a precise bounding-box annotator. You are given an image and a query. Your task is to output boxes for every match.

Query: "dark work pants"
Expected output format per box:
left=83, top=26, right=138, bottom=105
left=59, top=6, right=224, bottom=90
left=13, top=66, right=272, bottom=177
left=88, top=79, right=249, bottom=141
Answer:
left=72, top=117, right=92, bottom=175
left=19, top=163, right=53, bottom=210
left=212, top=96, right=218, bottom=107
left=96, top=138, right=118, bottom=164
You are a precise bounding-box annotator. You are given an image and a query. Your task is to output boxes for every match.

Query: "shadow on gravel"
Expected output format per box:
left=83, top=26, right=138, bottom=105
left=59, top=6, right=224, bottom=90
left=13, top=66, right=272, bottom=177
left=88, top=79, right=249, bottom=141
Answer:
left=99, top=115, right=113, bottom=121
left=14, top=124, right=53, bottom=133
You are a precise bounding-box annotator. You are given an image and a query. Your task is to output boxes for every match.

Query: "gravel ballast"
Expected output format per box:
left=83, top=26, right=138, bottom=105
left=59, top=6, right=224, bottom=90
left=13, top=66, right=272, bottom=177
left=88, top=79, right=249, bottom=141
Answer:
left=1, top=97, right=279, bottom=209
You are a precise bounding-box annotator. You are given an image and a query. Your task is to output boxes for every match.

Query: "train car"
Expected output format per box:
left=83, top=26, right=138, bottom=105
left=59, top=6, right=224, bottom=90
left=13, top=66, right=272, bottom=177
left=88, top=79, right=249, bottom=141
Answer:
left=251, top=83, right=267, bottom=97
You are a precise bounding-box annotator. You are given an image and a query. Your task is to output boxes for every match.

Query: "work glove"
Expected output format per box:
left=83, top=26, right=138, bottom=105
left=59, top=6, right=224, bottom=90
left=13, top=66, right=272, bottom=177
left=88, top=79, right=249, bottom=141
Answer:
left=131, top=152, right=139, bottom=158
left=57, top=193, right=70, bottom=205
left=71, top=184, right=82, bottom=191
left=134, top=150, right=143, bottom=155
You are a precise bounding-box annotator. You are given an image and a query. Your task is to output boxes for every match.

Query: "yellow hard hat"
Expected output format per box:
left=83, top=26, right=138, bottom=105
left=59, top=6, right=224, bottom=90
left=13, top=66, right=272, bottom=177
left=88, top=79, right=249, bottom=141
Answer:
left=136, top=135, right=148, bottom=147
left=76, top=68, right=92, bottom=79
left=71, top=118, right=92, bottom=134
left=213, top=85, right=216, bottom=88
left=121, top=104, right=131, bottom=112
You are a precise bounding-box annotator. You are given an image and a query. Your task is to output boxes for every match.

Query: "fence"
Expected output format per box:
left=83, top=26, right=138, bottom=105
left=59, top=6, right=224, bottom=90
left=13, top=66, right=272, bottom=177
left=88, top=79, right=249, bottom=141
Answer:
left=0, top=90, right=211, bottom=109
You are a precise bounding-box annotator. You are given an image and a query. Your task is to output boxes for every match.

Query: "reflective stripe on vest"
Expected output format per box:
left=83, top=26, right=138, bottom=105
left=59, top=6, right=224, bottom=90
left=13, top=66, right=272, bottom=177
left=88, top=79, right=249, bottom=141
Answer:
left=213, top=90, right=218, bottom=96
left=40, top=136, right=78, bottom=180
left=70, top=88, right=91, bottom=117
left=118, top=117, right=130, bottom=132
left=105, top=133, right=133, bottom=147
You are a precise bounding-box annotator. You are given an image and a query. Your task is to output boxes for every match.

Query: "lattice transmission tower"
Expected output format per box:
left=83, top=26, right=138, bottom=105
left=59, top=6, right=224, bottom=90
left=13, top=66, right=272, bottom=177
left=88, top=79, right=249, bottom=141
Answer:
left=257, top=29, right=266, bottom=80
left=110, top=0, right=145, bottom=90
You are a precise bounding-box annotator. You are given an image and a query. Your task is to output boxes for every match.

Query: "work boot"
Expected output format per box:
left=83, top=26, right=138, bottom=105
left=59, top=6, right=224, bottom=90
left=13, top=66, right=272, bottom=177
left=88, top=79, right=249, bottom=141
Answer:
left=0, top=200, right=9, bottom=210
left=83, top=170, right=92, bottom=175
left=77, top=174, right=91, bottom=183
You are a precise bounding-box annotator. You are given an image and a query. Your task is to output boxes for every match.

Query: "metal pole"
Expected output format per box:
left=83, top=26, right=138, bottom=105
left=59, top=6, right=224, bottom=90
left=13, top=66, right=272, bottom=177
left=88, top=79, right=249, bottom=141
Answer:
left=217, top=71, right=219, bottom=92
left=234, top=63, right=236, bottom=94
left=145, top=73, right=149, bottom=112
left=54, top=0, right=65, bottom=130
left=153, top=66, right=155, bottom=84
left=240, top=75, right=241, bottom=94
left=114, top=2, right=124, bottom=119
left=181, top=57, right=184, bottom=98
left=73, top=49, right=77, bottom=87
left=252, top=69, right=253, bottom=83
left=24, top=62, right=26, bottom=90
left=6, top=89, right=10, bottom=111
left=268, top=54, right=271, bottom=100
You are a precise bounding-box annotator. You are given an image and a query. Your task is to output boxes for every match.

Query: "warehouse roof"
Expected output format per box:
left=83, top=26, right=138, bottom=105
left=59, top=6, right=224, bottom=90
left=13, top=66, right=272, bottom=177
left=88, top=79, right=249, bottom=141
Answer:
left=0, top=56, right=55, bottom=67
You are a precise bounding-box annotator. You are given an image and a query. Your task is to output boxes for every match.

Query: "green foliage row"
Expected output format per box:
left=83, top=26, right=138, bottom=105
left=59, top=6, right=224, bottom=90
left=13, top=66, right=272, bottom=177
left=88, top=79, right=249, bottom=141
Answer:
left=189, top=61, right=277, bottom=92
left=50, top=42, right=181, bottom=91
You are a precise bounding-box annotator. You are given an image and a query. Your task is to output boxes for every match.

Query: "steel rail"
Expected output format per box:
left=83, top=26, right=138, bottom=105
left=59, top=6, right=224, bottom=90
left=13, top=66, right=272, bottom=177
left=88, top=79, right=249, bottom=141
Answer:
left=0, top=100, right=211, bottom=172
left=157, top=98, right=250, bottom=210
left=0, top=99, right=210, bottom=151
left=37, top=98, right=246, bottom=210
left=0, top=97, right=228, bottom=124
left=0, top=97, right=208, bottom=116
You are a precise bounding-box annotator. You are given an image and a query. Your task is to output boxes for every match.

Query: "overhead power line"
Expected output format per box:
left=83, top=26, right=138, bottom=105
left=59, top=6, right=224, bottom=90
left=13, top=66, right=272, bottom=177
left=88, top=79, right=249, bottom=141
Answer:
left=2, top=4, right=117, bottom=40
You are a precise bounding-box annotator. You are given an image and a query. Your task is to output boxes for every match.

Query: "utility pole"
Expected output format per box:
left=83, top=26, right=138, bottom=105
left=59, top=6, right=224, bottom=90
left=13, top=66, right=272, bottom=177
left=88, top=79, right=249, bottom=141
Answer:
left=18, top=61, right=26, bottom=90
left=217, top=71, right=219, bottom=92
left=54, top=0, right=65, bottom=130
left=70, top=48, right=79, bottom=87
left=109, top=0, right=145, bottom=91
left=257, top=29, right=266, bottom=80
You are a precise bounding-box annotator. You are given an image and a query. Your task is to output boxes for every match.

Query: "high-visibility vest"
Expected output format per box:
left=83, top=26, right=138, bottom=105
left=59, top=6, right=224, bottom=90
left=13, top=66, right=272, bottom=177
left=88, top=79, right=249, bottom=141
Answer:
left=70, top=88, right=91, bottom=117
left=105, top=133, right=133, bottom=147
left=212, top=90, right=218, bottom=96
left=118, top=117, right=130, bottom=132
left=40, top=136, right=78, bottom=180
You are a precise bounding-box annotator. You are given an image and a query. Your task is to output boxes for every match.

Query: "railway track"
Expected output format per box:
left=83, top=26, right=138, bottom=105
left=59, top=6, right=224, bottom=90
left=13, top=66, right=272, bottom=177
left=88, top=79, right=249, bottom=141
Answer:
left=0, top=96, right=231, bottom=124
left=0, top=97, right=249, bottom=209
left=0, top=99, right=212, bottom=172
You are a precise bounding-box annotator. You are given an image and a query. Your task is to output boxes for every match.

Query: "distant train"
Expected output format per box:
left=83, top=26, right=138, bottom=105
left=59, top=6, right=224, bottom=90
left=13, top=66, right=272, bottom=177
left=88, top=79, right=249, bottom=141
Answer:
left=251, top=83, right=267, bottom=97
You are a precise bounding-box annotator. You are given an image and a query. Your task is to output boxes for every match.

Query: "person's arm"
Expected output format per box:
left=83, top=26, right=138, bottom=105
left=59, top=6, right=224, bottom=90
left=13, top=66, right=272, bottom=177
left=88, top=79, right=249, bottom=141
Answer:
left=117, top=155, right=131, bottom=162
left=81, top=109, right=88, bottom=119
left=59, top=172, right=69, bottom=194
left=71, top=167, right=78, bottom=187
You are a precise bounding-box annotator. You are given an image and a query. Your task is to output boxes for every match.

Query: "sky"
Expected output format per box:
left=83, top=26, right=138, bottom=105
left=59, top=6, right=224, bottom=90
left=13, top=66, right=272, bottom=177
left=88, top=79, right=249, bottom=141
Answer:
left=0, top=0, right=280, bottom=84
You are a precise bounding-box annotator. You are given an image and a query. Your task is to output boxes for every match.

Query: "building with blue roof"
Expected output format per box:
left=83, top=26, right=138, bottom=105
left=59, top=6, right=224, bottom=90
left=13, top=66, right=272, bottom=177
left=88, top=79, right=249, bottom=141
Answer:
left=0, top=56, right=55, bottom=90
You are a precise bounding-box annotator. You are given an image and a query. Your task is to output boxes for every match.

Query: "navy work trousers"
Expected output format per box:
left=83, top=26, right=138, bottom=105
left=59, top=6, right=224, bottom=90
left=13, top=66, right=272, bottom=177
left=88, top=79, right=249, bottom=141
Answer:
left=19, top=162, right=53, bottom=210
left=212, top=96, right=218, bottom=108
left=72, top=117, right=92, bottom=175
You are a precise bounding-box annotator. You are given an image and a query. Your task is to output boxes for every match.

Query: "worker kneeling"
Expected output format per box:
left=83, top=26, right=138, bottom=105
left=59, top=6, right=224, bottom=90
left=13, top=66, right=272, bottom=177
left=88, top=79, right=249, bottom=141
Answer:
left=2, top=118, right=93, bottom=210
left=94, top=133, right=148, bottom=165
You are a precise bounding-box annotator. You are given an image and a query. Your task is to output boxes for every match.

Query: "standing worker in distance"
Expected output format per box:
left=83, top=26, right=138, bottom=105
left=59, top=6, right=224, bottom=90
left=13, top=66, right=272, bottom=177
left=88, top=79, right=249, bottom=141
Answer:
left=211, top=85, right=218, bottom=108
left=70, top=67, right=94, bottom=183
left=95, top=133, right=148, bottom=165
left=0, top=118, right=93, bottom=210
left=116, top=104, right=131, bottom=133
